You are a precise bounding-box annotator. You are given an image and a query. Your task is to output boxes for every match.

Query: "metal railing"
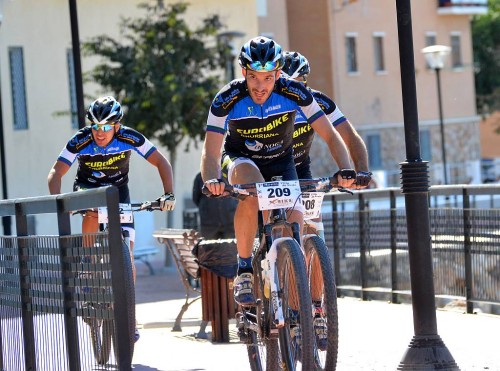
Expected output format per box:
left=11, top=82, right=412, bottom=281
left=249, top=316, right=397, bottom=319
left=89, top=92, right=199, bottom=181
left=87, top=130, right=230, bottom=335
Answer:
left=0, top=186, right=134, bottom=370
left=323, top=184, right=500, bottom=314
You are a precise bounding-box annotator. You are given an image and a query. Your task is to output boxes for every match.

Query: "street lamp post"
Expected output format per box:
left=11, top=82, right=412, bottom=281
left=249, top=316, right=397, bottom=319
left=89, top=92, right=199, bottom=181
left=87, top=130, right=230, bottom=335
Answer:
left=396, top=1, right=457, bottom=369
left=422, top=45, right=451, bottom=185
left=68, top=0, right=86, bottom=129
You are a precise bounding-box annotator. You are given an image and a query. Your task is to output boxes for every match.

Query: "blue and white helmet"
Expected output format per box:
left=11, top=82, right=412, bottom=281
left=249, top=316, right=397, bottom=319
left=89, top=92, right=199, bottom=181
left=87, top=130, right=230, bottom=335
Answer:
left=282, top=51, right=310, bottom=79
left=238, top=36, right=284, bottom=72
left=86, top=96, right=124, bottom=124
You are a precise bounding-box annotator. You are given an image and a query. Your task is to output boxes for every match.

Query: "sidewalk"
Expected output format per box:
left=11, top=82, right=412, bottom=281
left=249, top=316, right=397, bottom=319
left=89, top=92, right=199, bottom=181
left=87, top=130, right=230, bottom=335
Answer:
left=132, top=261, right=500, bottom=371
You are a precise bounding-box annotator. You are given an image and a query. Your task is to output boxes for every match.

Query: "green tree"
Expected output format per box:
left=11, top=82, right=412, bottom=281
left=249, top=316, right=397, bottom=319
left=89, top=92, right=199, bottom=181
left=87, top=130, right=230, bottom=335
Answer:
left=82, top=2, right=230, bottom=165
left=472, top=0, right=500, bottom=114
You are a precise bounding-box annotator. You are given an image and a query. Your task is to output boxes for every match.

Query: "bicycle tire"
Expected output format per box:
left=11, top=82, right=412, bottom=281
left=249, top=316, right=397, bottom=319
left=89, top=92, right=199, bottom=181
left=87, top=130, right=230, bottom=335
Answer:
left=276, top=239, right=314, bottom=370
left=89, top=317, right=114, bottom=365
left=120, top=239, right=136, bottom=361
left=246, top=254, right=280, bottom=371
left=305, top=235, right=339, bottom=370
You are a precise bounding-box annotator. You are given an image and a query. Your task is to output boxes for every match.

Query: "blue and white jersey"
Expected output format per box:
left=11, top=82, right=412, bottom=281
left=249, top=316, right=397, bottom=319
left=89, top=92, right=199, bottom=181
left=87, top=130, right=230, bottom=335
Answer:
left=57, top=125, right=156, bottom=187
left=293, top=88, right=347, bottom=167
left=206, top=77, right=326, bottom=166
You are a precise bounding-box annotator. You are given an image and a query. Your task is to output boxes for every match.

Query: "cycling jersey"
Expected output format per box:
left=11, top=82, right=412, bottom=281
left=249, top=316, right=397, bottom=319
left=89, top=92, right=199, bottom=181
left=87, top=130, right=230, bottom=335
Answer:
left=293, top=88, right=347, bottom=167
left=57, top=125, right=156, bottom=187
left=206, top=77, right=326, bottom=167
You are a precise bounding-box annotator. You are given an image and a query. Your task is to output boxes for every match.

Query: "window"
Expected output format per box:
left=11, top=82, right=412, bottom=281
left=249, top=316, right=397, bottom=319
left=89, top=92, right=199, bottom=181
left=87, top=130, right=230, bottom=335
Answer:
left=425, top=32, right=437, bottom=69
left=450, top=33, right=463, bottom=68
left=345, top=33, right=358, bottom=73
left=8, top=47, right=29, bottom=130
left=256, top=0, right=267, bottom=17
left=373, top=33, right=385, bottom=72
left=419, top=129, right=432, bottom=161
left=66, top=49, right=78, bottom=129
left=366, top=133, right=382, bottom=169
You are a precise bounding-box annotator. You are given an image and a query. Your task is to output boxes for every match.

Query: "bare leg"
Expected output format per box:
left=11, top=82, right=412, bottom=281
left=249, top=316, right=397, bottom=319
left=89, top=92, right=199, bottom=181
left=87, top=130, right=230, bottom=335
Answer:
left=82, top=211, right=99, bottom=249
left=231, top=163, right=264, bottom=260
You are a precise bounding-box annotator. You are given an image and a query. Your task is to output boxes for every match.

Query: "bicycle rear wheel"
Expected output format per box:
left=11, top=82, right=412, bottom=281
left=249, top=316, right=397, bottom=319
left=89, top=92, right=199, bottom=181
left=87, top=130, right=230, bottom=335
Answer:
left=305, top=235, right=339, bottom=370
left=245, top=258, right=280, bottom=371
left=276, top=239, right=314, bottom=370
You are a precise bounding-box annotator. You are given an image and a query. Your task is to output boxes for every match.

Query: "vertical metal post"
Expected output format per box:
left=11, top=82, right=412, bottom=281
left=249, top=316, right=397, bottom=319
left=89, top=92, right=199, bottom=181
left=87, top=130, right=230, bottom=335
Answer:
left=68, top=0, right=86, bottom=128
left=435, top=67, right=448, bottom=185
left=462, top=188, right=473, bottom=314
left=358, top=193, right=367, bottom=301
left=56, top=196, right=81, bottom=371
left=0, top=81, right=11, bottom=235
left=332, top=196, right=341, bottom=295
left=106, top=186, right=133, bottom=369
left=390, top=190, right=399, bottom=304
left=395, top=0, right=458, bottom=369
left=14, top=203, right=36, bottom=371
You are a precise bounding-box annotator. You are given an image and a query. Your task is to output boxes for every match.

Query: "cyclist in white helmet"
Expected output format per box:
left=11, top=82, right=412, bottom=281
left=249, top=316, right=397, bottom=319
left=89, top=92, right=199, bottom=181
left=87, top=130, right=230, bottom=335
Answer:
left=47, top=96, right=175, bottom=342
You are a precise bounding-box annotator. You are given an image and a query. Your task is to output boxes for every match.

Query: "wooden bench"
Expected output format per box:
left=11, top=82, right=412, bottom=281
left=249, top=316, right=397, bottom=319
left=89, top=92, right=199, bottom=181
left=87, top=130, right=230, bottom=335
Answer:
left=153, top=229, right=238, bottom=343
left=153, top=228, right=208, bottom=336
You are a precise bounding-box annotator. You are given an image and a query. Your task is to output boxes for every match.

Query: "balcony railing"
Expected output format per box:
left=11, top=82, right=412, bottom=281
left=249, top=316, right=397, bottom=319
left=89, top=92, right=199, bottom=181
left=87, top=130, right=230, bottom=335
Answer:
left=438, top=0, right=488, bottom=15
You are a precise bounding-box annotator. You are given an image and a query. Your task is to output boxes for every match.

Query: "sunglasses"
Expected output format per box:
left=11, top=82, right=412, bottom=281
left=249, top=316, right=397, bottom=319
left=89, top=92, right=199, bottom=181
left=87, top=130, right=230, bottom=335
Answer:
left=91, top=123, right=116, bottom=132
left=248, top=60, right=281, bottom=72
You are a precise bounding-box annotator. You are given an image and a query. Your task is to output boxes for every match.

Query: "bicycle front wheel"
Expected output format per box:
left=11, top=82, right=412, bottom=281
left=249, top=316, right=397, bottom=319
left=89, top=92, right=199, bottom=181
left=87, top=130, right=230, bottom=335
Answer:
left=276, top=239, right=314, bottom=370
left=305, top=235, right=339, bottom=370
left=246, top=257, right=280, bottom=371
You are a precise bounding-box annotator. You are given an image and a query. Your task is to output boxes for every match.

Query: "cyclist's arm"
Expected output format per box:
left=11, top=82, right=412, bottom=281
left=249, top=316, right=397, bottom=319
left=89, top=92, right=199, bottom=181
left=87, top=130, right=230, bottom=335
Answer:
left=146, top=149, right=174, bottom=194
left=201, top=131, right=225, bottom=195
left=47, top=160, right=71, bottom=195
left=310, top=115, right=352, bottom=170
left=336, top=120, right=369, bottom=172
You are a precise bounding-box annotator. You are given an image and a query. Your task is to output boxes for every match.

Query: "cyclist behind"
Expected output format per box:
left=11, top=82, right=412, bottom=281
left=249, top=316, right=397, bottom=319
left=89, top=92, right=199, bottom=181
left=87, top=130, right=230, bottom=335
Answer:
left=200, top=36, right=356, bottom=307
left=47, top=96, right=175, bottom=341
left=282, top=50, right=371, bottom=241
left=282, top=51, right=370, bottom=351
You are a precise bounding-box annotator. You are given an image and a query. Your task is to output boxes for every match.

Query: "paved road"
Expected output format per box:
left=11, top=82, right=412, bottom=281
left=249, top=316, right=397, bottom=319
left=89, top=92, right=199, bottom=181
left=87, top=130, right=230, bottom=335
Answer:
left=132, top=263, right=500, bottom=371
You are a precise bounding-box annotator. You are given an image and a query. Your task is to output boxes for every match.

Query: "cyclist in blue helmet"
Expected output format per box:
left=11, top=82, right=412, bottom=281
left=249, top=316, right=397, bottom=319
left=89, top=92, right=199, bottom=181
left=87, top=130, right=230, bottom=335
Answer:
left=200, top=36, right=356, bottom=306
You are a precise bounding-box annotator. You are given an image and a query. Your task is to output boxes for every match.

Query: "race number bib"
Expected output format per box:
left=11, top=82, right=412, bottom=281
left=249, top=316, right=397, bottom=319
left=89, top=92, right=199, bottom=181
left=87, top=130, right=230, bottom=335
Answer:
left=301, top=192, right=325, bottom=220
left=98, top=203, right=133, bottom=224
left=256, top=180, right=301, bottom=211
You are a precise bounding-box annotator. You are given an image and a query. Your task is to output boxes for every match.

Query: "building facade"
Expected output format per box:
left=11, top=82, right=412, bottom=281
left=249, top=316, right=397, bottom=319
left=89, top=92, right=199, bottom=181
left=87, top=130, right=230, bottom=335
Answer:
left=260, top=0, right=487, bottom=186
left=0, top=0, right=255, bottom=238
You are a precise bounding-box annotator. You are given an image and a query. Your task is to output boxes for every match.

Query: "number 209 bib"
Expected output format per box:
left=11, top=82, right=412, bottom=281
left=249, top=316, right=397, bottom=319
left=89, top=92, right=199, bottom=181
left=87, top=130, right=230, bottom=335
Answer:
left=256, top=180, right=301, bottom=211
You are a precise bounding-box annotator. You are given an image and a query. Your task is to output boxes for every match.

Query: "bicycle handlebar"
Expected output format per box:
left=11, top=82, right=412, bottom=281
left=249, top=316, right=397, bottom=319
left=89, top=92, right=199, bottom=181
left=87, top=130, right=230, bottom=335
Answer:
left=71, top=200, right=162, bottom=215
left=130, top=201, right=162, bottom=211
left=202, top=176, right=353, bottom=199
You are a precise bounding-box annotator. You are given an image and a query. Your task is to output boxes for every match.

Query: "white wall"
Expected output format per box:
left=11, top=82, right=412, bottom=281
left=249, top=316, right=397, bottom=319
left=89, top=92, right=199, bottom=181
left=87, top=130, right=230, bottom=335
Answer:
left=0, top=0, right=257, bottom=245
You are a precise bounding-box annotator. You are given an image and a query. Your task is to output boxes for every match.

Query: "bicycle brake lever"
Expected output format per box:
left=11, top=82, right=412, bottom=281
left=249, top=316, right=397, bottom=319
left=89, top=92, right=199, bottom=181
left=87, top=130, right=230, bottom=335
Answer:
left=338, top=187, right=354, bottom=195
left=139, top=201, right=154, bottom=210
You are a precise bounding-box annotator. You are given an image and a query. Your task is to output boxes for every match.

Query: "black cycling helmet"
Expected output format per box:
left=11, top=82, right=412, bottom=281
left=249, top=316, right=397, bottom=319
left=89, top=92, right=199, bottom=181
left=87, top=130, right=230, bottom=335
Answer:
left=86, top=96, right=124, bottom=124
left=238, top=36, right=284, bottom=72
left=282, top=51, right=310, bottom=79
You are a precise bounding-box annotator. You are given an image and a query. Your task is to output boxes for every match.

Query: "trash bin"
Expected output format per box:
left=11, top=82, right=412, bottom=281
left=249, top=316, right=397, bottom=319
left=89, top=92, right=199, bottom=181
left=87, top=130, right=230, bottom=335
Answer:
left=193, top=239, right=237, bottom=343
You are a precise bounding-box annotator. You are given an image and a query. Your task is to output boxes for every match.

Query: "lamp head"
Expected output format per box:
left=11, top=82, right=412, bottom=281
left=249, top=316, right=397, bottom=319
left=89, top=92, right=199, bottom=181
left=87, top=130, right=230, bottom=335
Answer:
left=421, top=45, right=451, bottom=70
